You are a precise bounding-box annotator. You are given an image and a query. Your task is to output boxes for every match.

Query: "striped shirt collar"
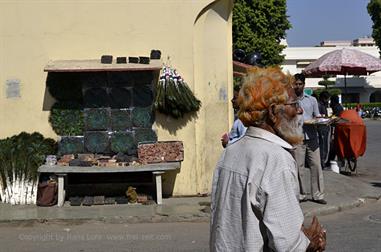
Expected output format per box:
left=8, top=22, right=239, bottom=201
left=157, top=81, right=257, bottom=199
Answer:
left=245, top=126, right=294, bottom=150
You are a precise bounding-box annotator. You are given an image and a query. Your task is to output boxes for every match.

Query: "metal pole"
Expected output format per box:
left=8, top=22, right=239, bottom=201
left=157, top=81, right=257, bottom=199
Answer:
left=344, top=74, right=347, bottom=103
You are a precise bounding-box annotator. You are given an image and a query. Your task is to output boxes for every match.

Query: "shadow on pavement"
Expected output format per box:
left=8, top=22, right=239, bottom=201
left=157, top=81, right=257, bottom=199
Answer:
left=371, top=182, right=381, bottom=188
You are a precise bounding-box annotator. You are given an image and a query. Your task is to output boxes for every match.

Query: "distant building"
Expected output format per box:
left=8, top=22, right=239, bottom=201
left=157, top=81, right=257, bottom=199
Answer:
left=320, top=37, right=375, bottom=47
left=320, top=40, right=352, bottom=47
left=352, top=37, right=375, bottom=47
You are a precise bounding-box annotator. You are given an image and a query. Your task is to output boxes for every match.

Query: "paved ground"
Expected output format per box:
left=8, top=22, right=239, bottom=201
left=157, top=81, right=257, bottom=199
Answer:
left=0, top=221, right=209, bottom=252
left=312, top=199, right=381, bottom=252
left=0, top=199, right=380, bottom=252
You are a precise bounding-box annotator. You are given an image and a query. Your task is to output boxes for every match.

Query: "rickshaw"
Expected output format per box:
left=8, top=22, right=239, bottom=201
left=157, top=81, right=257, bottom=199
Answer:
left=334, top=110, right=367, bottom=175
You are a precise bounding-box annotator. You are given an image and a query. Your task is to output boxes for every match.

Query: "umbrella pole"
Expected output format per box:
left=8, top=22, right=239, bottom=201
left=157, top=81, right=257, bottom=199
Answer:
left=344, top=74, right=347, bottom=103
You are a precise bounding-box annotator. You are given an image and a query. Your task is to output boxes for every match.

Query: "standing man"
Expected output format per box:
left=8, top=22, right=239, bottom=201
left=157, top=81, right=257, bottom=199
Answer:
left=294, top=73, right=326, bottom=204
left=211, top=67, right=326, bottom=252
left=221, top=85, right=247, bottom=148
left=317, top=91, right=331, bottom=169
left=317, top=91, right=330, bottom=117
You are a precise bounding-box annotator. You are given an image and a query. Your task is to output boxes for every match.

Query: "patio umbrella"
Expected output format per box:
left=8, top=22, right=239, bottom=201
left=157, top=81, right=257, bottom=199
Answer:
left=303, top=48, right=381, bottom=97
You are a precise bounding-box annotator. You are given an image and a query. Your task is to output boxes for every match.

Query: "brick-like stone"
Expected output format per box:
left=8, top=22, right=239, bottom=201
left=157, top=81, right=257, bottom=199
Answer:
left=128, top=57, right=139, bottom=64
left=116, top=57, right=127, bottom=64
left=101, top=55, right=113, bottom=64
left=138, top=141, right=184, bottom=164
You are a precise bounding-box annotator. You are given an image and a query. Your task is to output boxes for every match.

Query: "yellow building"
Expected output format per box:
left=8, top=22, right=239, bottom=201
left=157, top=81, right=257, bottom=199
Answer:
left=0, top=0, right=234, bottom=195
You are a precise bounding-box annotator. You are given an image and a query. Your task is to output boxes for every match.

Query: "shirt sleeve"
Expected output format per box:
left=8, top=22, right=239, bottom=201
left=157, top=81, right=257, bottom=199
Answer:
left=228, top=119, right=247, bottom=144
left=312, top=97, right=321, bottom=118
left=262, top=168, right=310, bottom=252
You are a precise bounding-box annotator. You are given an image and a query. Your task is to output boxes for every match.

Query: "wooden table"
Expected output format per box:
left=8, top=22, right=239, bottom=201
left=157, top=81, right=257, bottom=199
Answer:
left=38, top=162, right=181, bottom=206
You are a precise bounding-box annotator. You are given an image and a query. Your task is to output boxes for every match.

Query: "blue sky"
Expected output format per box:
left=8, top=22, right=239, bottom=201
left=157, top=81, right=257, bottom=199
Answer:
left=286, top=0, right=373, bottom=46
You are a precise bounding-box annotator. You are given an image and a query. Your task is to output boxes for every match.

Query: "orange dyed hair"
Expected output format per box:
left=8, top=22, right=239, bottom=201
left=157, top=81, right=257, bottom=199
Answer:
left=237, top=67, right=294, bottom=127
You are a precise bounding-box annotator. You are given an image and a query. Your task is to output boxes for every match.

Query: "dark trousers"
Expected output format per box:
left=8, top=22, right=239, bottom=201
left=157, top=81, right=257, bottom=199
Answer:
left=317, top=125, right=331, bottom=168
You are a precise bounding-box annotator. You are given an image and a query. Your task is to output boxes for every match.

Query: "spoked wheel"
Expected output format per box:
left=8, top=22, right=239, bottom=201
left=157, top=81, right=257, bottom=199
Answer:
left=337, top=157, right=358, bottom=175
left=337, top=157, right=346, bottom=169
left=347, top=157, right=357, bottom=173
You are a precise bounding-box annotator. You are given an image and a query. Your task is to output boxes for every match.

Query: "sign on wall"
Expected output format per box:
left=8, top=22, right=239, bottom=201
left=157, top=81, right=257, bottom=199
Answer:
left=6, top=79, right=21, bottom=98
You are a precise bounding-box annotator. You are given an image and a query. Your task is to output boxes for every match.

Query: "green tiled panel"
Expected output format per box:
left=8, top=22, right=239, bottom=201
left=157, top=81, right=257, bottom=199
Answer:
left=131, top=106, right=153, bottom=128
left=132, top=84, right=154, bottom=107
left=58, top=136, right=84, bottom=155
left=83, top=87, right=109, bottom=108
left=110, top=131, right=135, bottom=153
left=84, top=108, right=111, bottom=131
left=111, top=109, right=132, bottom=130
left=134, top=128, right=157, bottom=145
left=84, top=131, right=110, bottom=154
left=109, top=87, right=132, bottom=108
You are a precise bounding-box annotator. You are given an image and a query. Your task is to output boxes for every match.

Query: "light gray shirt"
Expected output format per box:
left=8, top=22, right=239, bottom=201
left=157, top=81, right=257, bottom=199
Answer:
left=298, top=94, right=320, bottom=121
left=298, top=94, right=321, bottom=140
left=210, top=127, right=310, bottom=252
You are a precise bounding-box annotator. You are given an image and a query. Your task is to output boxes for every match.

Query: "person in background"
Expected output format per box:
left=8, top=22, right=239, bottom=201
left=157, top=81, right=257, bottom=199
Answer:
left=328, top=95, right=344, bottom=165
left=317, top=91, right=331, bottom=169
left=355, top=103, right=363, bottom=117
left=317, top=91, right=330, bottom=117
left=293, top=73, right=327, bottom=205
left=221, top=85, right=247, bottom=148
left=330, top=95, right=344, bottom=117
left=211, top=67, right=326, bottom=252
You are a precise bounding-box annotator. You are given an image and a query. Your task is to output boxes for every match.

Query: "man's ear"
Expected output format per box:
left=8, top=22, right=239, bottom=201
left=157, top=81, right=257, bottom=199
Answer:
left=269, top=104, right=278, bottom=124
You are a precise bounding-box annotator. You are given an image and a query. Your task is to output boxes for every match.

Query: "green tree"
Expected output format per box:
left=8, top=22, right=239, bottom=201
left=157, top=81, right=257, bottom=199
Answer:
left=318, top=74, right=335, bottom=89
left=313, top=88, right=341, bottom=98
left=368, top=0, right=381, bottom=57
left=233, top=0, right=291, bottom=66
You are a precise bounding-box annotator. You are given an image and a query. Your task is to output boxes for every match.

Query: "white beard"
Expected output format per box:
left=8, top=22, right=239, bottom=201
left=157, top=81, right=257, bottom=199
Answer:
left=276, top=114, right=304, bottom=145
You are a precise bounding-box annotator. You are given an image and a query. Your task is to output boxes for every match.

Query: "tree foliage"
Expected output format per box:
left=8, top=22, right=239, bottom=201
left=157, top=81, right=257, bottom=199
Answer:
left=318, top=75, right=335, bottom=89
left=232, top=0, right=291, bottom=66
left=313, top=88, right=341, bottom=98
left=368, top=0, right=381, bottom=57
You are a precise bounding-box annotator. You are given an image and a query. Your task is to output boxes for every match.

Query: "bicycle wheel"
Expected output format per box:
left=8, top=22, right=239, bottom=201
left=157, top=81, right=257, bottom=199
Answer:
left=337, top=157, right=346, bottom=169
left=347, top=157, right=357, bottom=172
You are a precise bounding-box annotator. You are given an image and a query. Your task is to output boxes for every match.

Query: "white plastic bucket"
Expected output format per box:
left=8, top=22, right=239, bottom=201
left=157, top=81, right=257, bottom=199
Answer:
left=330, top=161, right=340, bottom=174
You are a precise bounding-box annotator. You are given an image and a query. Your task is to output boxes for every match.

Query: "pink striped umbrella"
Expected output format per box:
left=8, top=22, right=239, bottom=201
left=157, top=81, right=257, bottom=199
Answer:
left=303, top=48, right=381, bottom=94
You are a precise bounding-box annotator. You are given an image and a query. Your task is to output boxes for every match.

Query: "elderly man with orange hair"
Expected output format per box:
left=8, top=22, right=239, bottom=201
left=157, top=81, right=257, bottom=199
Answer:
left=210, top=67, right=326, bottom=252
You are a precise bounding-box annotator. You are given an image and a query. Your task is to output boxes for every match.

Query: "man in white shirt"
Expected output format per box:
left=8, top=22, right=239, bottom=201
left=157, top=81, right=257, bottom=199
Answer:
left=211, top=67, right=326, bottom=252
left=293, top=73, right=326, bottom=205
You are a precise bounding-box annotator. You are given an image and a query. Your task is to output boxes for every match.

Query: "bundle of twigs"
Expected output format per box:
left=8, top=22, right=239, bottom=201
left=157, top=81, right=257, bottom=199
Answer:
left=155, top=66, right=201, bottom=118
left=0, top=132, right=57, bottom=205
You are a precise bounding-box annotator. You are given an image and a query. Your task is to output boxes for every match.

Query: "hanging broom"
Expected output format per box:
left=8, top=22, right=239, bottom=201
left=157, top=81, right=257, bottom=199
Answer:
left=154, top=66, right=201, bottom=119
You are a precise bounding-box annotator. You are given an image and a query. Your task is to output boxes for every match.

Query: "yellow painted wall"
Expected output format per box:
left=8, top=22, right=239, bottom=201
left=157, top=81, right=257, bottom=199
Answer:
left=0, top=0, right=233, bottom=195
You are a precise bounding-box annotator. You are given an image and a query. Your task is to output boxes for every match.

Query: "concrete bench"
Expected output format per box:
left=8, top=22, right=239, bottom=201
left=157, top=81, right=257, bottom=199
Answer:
left=38, top=162, right=181, bottom=207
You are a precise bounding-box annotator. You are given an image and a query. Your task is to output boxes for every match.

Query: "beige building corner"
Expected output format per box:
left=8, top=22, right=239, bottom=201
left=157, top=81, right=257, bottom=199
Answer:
left=0, top=0, right=234, bottom=195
